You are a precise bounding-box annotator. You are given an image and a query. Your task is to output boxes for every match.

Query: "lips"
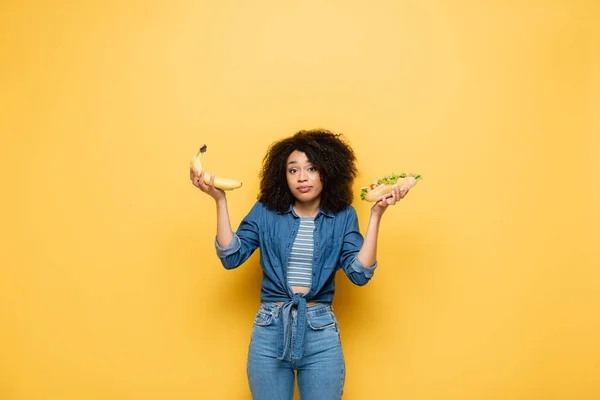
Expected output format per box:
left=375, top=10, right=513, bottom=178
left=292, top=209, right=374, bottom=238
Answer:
left=297, top=186, right=311, bottom=193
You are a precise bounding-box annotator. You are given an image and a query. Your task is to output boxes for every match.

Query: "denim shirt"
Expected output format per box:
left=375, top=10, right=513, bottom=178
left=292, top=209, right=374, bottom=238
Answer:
left=215, top=201, right=377, bottom=360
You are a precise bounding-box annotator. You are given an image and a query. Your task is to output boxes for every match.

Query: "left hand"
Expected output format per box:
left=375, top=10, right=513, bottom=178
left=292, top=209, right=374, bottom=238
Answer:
left=371, top=184, right=410, bottom=216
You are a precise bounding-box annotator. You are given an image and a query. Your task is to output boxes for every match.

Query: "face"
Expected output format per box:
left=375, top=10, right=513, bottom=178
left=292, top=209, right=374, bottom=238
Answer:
left=286, top=150, right=323, bottom=205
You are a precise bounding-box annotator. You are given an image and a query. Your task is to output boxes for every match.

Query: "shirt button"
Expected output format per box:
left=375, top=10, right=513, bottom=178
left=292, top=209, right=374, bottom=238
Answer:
left=314, top=258, right=317, bottom=261
left=313, top=273, right=316, bottom=276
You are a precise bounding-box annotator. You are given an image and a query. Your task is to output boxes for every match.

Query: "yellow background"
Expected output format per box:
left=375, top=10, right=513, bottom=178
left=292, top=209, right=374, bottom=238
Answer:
left=2, top=1, right=599, bottom=399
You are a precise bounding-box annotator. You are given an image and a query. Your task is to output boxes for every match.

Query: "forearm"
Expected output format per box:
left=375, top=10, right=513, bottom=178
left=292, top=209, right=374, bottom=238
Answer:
left=356, top=212, right=382, bottom=267
left=215, top=198, right=234, bottom=248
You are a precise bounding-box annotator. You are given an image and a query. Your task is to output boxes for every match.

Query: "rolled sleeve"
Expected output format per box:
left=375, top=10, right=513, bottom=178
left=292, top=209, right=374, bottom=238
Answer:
left=214, top=201, right=262, bottom=270
left=350, top=257, right=378, bottom=279
left=215, top=234, right=241, bottom=258
left=336, top=207, right=378, bottom=286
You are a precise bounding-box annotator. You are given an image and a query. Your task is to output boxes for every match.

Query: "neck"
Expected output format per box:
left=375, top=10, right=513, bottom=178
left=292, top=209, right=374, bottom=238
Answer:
left=293, top=200, right=320, bottom=218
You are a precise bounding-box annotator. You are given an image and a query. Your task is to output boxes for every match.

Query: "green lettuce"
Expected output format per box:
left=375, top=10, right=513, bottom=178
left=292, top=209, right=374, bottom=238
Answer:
left=359, top=173, right=422, bottom=200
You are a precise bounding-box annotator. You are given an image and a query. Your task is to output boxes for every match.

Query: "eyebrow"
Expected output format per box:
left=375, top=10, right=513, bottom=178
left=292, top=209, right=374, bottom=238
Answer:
left=286, top=160, right=313, bottom=167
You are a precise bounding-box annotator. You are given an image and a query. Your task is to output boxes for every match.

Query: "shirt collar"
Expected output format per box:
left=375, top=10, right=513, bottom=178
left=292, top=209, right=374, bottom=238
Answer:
left=280, top=204, right=334, bottom=218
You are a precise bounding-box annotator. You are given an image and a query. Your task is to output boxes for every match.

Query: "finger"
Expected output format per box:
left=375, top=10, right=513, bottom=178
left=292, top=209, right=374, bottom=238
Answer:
left=387, top=187, right=395, bottom=204
left=395, top=185, right=400, bottom=200
left=384, top=189, right=394, bottom=205
left=377, top=192, right=392, bottom=204
left=209, top=173, right=216, bottom=188
left=190, top=168, right=198, bottom=185
left=197, top=169, right=208, bottom=189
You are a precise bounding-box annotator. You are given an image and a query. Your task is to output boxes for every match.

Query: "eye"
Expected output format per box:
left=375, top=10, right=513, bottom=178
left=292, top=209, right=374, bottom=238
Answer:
left=307, top=166, right=316, bottom=172
left=288, top=168, right=297, bottom=174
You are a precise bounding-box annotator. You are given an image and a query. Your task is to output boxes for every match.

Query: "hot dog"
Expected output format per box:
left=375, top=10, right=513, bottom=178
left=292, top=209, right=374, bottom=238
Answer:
left=360, top=173, right=421, bottom=202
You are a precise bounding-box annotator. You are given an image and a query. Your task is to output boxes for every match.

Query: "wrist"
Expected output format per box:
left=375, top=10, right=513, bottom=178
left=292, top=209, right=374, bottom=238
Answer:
left=370, top=208, right=384, bottom=219
left=215, top=197, right=227, bottom=207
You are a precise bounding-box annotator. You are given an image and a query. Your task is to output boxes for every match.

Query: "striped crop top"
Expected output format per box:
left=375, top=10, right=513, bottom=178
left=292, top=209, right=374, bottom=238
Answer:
left=287, top=217, right=314, bottom=288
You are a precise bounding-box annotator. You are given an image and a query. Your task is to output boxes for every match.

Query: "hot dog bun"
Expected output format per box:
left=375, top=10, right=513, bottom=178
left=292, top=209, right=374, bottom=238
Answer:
left=360, top=173, right=421, bottom=202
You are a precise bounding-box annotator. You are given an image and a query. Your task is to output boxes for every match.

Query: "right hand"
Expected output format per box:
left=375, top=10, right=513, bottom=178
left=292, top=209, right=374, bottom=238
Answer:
left=190, top=167, right=226, bottom=201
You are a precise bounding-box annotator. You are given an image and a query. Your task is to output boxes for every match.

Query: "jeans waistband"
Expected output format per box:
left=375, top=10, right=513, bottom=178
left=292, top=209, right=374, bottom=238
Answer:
left=260, top=301, right=331, bottom=317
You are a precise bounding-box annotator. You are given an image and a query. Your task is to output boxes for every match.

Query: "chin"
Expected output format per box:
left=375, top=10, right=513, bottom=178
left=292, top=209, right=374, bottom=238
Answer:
left=296, top=193, right=321, bottom=202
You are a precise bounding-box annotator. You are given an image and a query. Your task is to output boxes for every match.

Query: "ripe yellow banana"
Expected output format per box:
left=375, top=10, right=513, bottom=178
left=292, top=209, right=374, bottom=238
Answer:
left=190, top=144, right=243, bottom=190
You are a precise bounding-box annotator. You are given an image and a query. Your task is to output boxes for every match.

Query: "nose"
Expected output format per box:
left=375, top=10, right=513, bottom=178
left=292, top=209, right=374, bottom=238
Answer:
left=297, top=170, right=307, bottom=182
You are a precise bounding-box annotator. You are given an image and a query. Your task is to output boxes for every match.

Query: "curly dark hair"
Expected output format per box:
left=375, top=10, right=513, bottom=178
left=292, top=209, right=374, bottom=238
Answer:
left=258, top=129, right=358, bottom=213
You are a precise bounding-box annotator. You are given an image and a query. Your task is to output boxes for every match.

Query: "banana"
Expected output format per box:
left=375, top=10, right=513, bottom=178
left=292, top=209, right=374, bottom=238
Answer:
left=190, top=144, right=243, bottom=190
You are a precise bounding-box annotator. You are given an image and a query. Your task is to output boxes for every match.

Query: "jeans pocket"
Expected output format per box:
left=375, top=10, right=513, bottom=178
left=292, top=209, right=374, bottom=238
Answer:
left=307, top=310, right=337, bottom=331
left=253, top=310, right=274, bottom=327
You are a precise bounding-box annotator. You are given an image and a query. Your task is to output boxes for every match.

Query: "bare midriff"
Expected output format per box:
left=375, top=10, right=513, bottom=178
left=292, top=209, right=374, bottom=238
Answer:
left=291, top=285, right=309, bottom=295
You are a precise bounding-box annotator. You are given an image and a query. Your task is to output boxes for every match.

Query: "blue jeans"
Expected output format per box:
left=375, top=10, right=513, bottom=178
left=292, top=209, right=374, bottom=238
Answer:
left=247, top=302, right=346, bottom=399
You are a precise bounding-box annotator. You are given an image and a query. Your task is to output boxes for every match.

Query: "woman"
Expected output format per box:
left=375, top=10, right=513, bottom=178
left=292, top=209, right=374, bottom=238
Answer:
left=190, top=129, right=410, bottom=399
